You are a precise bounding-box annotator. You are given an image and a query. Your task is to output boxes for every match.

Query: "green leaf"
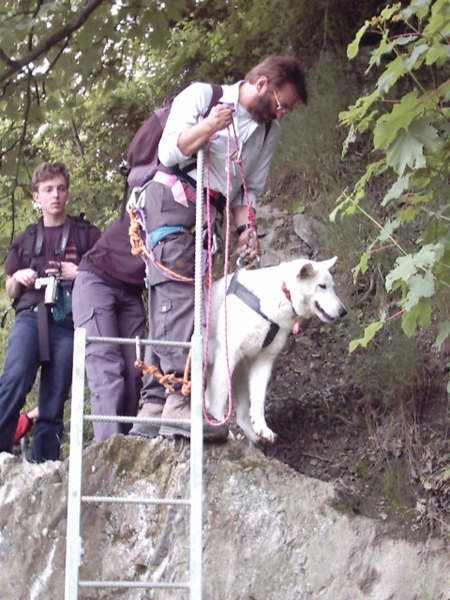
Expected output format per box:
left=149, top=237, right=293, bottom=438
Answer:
left=397, top=205, right=421, bottom=223
left=373, top=92, right=423, bottom=151
left=401, top=297, right=431, bottom=336
left=401, top=271, right=435, bottom=310
left=403, top=0, right=432, bottom=20
left=434, top=321, right=450, bottom=350
left=385, top=119, right=441, bottom=176
left=378, top=218, right=400, bottom=242
left=376, top=59, right=408, bottom=95
left=385, top=244, right=444, bottom=291
left=382, top=174, right=411, bottom=206
left=349, top=320, right=384, bottom=352
left=386, top=128, right=426, bottom=175
left=402, top=43, right=428, bottom=70
left=425, top=42, right=450, bottom=66
left=347, top=20, right=371, bottom=59
left=293, top=201, right=305, bottom=214
left=359, top=251, right=372, bottom=275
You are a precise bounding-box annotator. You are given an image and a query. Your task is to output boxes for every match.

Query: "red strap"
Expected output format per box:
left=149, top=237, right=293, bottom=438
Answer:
left=13, top=414, right=33, bottom=444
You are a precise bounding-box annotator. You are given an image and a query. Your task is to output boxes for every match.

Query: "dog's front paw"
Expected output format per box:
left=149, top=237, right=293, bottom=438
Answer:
left=252, top=421, right=277, bottom=444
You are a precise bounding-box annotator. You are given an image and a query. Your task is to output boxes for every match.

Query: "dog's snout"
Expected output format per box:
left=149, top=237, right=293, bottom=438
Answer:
left=339, top=305, right=347, bottom=318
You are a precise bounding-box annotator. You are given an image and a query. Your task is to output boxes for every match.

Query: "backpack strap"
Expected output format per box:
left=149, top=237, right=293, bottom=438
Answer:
left=20, top=223, right=39, bottom=266
left=207, top=83, right=223, bottom=116
left=52, top=219, right=71, bottom=259
left=35, top=220, right=45, bottom=256
left=72, top=213, right=91, bottom=258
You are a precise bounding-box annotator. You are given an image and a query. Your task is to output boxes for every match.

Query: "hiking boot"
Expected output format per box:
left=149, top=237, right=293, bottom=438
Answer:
left=159, top=392, right=229, bottom=442
left=129, top=399, right=164, bottom=438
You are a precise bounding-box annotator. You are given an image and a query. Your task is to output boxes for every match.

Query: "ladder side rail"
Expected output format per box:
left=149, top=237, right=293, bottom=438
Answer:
left=190, top=147, right=206, bottom=600
left=65, top=327, right=88, bottom=600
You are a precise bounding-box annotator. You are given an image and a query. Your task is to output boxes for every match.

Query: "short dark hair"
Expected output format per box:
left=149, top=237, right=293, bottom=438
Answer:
left=30, top=162, right=71, bottom=193
left=246, top=56, right=308, bottom=105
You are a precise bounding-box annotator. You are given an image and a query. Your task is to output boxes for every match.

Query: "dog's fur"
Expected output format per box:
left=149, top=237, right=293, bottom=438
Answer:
left=205, top=257, right=347, bottom=443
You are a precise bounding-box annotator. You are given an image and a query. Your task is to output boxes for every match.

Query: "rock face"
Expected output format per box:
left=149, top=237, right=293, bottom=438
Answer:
left=0, top=436, right=449, bottom=600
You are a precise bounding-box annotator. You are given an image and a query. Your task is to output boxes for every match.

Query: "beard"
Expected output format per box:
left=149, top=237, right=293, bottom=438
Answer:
left=247, top=92, right=277, bottom=124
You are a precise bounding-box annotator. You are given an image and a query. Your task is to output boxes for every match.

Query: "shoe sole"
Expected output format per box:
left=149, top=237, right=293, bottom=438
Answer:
left=159, top=424, right=229, bottom=441
left=129, top=426, right=160, bottom=439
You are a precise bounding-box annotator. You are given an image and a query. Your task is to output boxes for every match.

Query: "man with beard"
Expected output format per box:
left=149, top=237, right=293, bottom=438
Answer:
left=129, top=56, right=308, bottom=440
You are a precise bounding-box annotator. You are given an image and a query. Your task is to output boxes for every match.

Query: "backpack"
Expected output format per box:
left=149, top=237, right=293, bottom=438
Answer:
left=126, top=83, right=224, bottom=190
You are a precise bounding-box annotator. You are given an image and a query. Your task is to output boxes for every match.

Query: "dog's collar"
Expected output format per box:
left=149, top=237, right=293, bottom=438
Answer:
left=282, top=281, right=302, bottom=334
left=227, top=272, right=279, bottom=348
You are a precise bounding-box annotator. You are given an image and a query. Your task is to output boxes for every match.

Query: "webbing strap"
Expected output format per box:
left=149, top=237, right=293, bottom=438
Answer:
left=227, top=271, right=279, bottom=348
left=38, top=303, right=50, bottom=362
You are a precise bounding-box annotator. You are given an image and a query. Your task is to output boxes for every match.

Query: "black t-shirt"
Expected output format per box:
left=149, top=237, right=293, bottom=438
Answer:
left=6, top=216, right=101, bottom=312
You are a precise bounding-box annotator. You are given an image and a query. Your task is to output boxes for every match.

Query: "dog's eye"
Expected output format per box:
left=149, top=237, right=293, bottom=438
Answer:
left=318, top=284, right=327, bottom=290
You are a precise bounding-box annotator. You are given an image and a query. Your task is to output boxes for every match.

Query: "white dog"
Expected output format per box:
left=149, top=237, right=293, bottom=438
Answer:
left=205, top=257, right=347, bottom=444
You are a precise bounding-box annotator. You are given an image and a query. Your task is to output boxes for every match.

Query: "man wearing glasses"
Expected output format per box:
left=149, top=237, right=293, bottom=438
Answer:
left=130, top=55, right=308, bottom=440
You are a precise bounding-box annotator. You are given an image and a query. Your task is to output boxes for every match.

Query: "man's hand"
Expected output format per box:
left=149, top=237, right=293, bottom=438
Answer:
left=177, top=104, right=235, bottom=157
left=207, top=103, right=235, bottom=134
left=12, top=268, right=37, bottom=288
left=45, top=261, right=78, bottom=282
left=236, top=230, right=261, bottom=262
left=6, top=269, right=37, bottom=299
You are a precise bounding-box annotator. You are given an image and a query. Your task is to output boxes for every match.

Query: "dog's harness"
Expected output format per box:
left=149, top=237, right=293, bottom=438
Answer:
left=227, top=271, right=280, bottom=348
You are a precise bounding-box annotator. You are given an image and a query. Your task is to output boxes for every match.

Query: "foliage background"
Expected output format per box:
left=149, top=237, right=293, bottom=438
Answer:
left=1, top=0, right=449, bottom=533
left=0, top=0, right=385, bottom=248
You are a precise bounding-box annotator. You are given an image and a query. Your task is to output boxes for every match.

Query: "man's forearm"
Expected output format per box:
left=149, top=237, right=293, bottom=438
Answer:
left=177, top=120, right=218, bottom=157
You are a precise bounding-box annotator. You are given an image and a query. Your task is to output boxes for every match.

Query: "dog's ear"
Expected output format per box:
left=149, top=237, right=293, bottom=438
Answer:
left=323, top=256, right=338, bottom=271
left=298, top=262, right=314, bottom=280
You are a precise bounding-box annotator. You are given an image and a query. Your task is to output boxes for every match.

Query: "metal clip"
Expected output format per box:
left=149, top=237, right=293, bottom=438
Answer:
left=135, top=336, right=143, bottom=366
left=236, top=253, right=261, bottom=270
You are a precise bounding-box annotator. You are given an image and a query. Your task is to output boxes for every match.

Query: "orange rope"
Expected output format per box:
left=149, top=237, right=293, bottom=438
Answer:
left=128, top=215, right=148, bottom=258
left=134, top=349, right=192, bottom=398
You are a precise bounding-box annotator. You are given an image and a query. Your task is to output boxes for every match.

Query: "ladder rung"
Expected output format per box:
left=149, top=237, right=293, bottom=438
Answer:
left=81, top=495, right=190, bottom=506
left=86, top=334, right=191, bottom=350
left=79, top=580, right=190, bottom=589
left=83, top=415, right=192, bottom=425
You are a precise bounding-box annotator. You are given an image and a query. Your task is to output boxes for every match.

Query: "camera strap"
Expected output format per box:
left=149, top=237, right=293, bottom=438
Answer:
left=38, top=304, right=51, bottom=362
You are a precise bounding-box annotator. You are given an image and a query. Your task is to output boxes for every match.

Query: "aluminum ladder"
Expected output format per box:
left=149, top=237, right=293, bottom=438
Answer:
left=65, top=150, right=207, bottom=599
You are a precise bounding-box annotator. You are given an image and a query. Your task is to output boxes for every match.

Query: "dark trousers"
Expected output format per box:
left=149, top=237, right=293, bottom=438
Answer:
left=0, top=309, right=74, bottom=462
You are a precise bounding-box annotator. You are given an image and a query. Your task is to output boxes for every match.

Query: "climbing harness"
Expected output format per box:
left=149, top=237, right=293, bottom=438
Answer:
left=127, top=185, right=195, bottom=283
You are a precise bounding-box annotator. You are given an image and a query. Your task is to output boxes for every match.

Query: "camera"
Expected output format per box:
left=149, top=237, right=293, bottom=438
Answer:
left=35, top=276, right=59, bottom=306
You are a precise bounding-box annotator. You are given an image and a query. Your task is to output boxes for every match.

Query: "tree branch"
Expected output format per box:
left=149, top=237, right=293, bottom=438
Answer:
left=0, top=0, right=105, bottom=88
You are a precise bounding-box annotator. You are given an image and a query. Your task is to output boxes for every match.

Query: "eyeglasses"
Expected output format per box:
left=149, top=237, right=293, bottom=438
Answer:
left=272, top=89, right=290, bottom=115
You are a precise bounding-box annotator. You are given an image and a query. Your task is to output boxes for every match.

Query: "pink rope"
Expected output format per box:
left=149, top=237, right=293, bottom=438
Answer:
left=202, top=126, right=241, bottom=426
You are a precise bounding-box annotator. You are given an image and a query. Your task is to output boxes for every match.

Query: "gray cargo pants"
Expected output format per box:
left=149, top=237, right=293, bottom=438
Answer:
left=72, top=270, right=147, bottom=441
left=139, top=180, right=197, bottom=403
